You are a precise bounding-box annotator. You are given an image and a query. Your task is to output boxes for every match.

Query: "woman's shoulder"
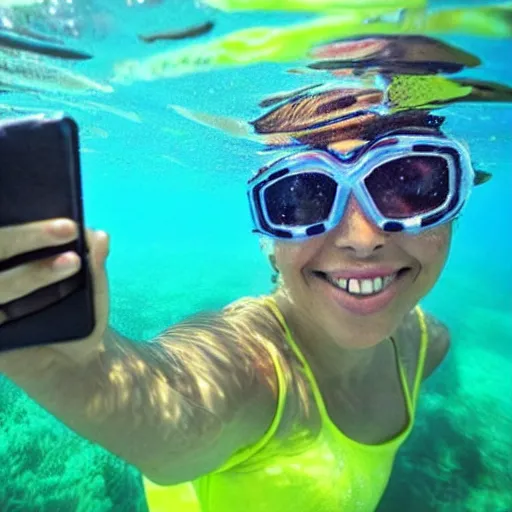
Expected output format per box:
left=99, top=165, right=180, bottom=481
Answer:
left=174, top=295, right=281, bottom=339
left=174, top=295, right=290, bottom=379
left=221, top=295, right=287, bottom=344
left=223, top=294, right=278, bottom=318
left=220, top=295, right=292, bottom=365
left=152, top=295, right=286, bottom=388
left=221, top=296, right=317, bottom=436
left=142, top=296, right=288, bottom=483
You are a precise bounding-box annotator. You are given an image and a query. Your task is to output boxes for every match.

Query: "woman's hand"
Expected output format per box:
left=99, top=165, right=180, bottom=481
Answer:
left=0, top=219, right=111, bottom=375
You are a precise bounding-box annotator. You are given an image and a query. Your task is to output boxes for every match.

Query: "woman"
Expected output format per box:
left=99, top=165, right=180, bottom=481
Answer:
left=0, top=84, right=486, bottom=511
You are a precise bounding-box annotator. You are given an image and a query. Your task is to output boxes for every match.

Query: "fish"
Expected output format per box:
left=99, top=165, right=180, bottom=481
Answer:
left=113, top=8, right=424, bottom=82
left=253, top=87, right=385, bottom=134
left=0, top=31, right=92, bottom=60
left=138, top=21, right=214, bottom=43
left=307, top=34, right=481, bottom=76
left=113, top=4, right=512, bottom=83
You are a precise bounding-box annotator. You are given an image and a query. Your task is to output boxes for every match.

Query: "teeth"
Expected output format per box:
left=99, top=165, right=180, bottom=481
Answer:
left=348, top=279, right=361, bottom=294
left=360, top=279, right=373, bottom=294
left=332, top=273, right=397, bottom=295
left=383, top=274, right=395, bottom=287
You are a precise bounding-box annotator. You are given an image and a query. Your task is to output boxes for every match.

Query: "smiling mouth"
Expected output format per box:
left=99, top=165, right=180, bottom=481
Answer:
left=314, top=268, right=411, bottom=297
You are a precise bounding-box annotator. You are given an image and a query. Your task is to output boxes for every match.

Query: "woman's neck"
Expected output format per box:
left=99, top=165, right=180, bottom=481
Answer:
left=273, top=290, right=383, bottom=383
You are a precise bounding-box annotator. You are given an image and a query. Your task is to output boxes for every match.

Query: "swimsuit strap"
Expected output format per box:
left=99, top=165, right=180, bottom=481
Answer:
left=261, top=297, right=338, bottom=428
left=411, top=306, right=429, bottom=409
left=263, top=297, right=430, bottom=444
left=389, top=335, right=414, bottom=417
left=390, top=305, right=429, bottom=417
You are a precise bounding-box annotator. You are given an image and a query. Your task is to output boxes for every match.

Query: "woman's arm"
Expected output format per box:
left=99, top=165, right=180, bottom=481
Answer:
left=4, top=303, right=281, bottom=485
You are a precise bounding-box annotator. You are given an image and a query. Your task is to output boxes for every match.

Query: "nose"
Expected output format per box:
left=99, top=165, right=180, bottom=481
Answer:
left=330, top=195, right=388, bottom=256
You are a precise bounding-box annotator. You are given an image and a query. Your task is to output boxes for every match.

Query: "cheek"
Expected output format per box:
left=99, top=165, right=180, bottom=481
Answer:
left=274, top=246, right=306, bottom=278
left=410, top=225, right=452, bottom=276
left=274, top=239, right=322, bottom=276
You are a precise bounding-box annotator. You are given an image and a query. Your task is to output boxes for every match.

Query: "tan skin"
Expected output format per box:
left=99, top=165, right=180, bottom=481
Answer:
left=0, top=196, right=451, bottom=484
left=272, top=194, right=452, bottom=443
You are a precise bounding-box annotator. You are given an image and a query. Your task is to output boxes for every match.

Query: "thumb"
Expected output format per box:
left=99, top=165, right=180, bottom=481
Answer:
left=86, top=229, right=110, bottom=334
left=14, top=229, right=112, bottom=367
left=88, top=229, right=110, bottom=274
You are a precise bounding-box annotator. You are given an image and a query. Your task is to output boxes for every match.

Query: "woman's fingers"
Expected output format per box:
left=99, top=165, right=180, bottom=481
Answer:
left=0, top=251, right=81, bottom=305
left=0, top=218, right=77, bottom=262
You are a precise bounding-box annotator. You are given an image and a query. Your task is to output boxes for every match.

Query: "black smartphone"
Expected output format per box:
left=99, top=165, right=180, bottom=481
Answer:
left=0, top=114, right=95, bottom=352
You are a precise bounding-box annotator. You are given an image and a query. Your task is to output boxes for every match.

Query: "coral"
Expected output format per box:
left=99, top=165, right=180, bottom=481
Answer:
left=0, top=379, right=146, bottom=512
left=378, top=345, right=512, bottom=512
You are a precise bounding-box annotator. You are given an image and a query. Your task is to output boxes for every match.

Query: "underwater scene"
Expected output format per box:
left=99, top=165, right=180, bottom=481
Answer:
left=0, top=0, right=511, bottom=510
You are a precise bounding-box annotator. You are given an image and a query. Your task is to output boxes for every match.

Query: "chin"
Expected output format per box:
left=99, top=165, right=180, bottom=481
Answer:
left=314, top=286, right=420, bottom=349
left=308, top=265, right=427, bottom=348
left=331, top=314, right=400, bottom=349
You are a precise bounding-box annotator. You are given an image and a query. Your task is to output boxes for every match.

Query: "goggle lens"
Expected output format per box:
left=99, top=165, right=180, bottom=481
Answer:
left=262, top=155, right=451, bottom=228
left=364, top=156, right=450, bottom=219
left=264, top=172, right=337, bottom=226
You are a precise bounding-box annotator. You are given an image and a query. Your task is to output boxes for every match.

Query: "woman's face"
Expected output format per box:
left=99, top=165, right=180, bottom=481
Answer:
left=274, top=195, right=452, bottom=349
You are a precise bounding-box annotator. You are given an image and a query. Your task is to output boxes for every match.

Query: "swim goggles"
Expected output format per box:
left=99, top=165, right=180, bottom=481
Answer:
left=247, top=133, right=475, bottom=240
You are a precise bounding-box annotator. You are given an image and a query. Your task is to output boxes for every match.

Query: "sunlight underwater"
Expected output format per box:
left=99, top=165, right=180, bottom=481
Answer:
left=0, top=0, right=511, bottom=510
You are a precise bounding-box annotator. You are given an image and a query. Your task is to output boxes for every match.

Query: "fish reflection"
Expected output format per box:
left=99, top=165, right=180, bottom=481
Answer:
left=139, top=21, right=214, bottom=43
left=169, top=15, right=512, bottom=189
left=173, top=52, right=512, bottom=152
left=0, top=30, right=92, bottom=60
left=0, top=0, right=113, bottom=96
left=114, top=9, right=427, bottom=82
left=307, top=35, right=480, bottom=76
left=114, top=4, right=512, bottom=83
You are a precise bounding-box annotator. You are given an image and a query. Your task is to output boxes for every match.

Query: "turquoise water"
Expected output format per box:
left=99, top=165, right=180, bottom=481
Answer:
left=0, top=0, right=511, bottom=510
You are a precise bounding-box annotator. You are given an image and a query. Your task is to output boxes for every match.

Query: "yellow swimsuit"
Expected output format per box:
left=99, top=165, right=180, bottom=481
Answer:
left=143, top=297, right=429, bottom=512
